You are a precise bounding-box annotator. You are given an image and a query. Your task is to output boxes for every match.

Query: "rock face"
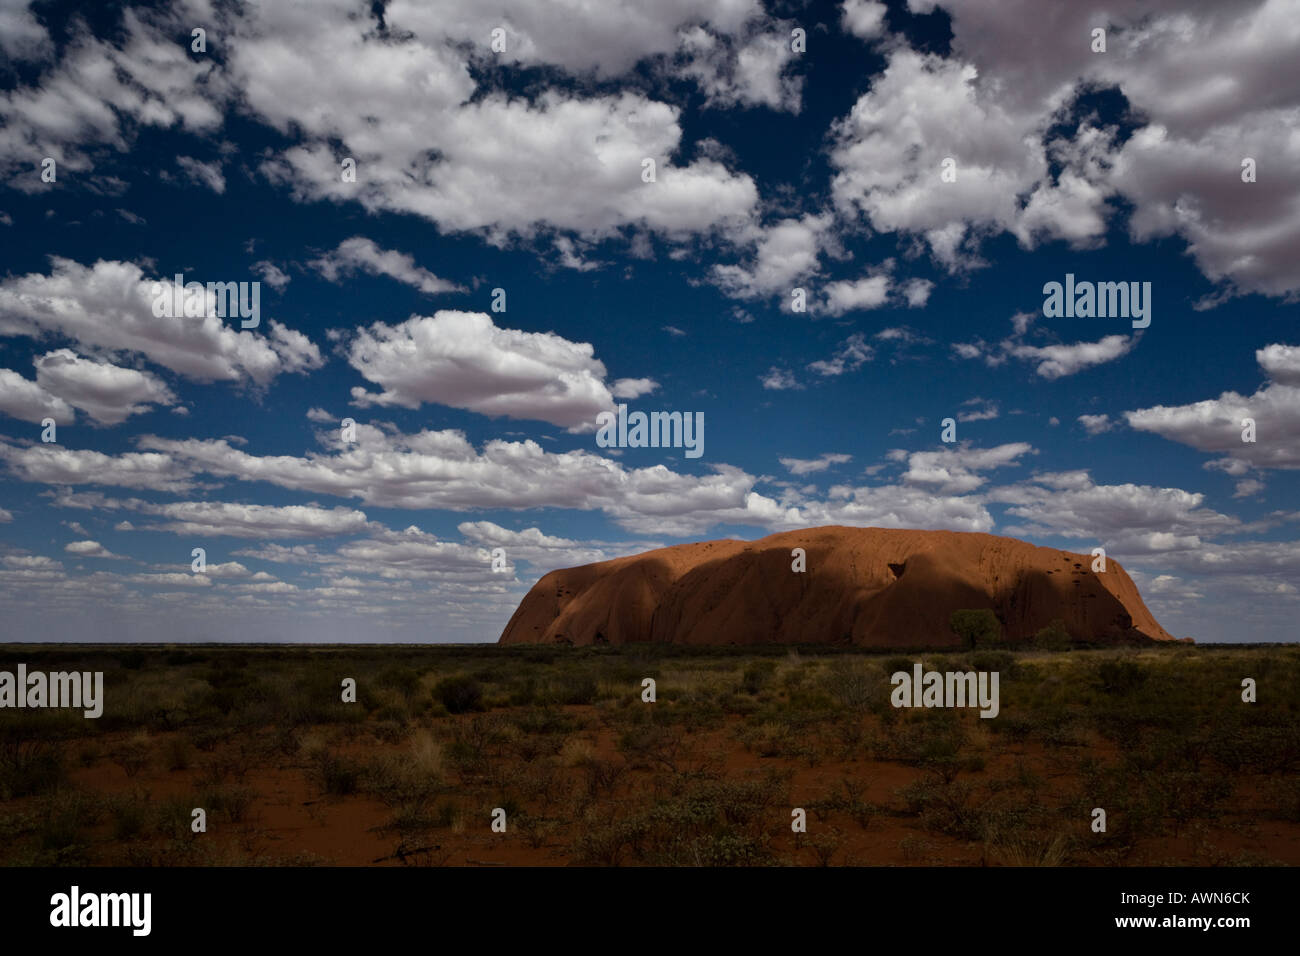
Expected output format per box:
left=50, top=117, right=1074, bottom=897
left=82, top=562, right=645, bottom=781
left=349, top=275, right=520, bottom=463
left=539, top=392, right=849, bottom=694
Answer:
left=498, top=526, right=1176, bottom=648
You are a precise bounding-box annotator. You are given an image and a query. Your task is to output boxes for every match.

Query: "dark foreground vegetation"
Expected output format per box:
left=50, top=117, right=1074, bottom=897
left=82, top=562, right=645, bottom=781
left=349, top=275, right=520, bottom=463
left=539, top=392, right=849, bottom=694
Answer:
left=1, top=643, right=1297, bottom=866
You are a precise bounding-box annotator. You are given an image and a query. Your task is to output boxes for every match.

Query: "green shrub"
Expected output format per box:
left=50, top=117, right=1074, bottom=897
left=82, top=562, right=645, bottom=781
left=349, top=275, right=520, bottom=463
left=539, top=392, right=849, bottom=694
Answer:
left=109, top=796, right=148, bottom=840
left=313, top=753, right=363, bottom=796
left=162, top=736, right=194, bottom=771
left=1034, top=619, right=1073, bottom=650
left=371, top=718, right=409, bottom=744
left=571, top=817, right=648, bottom=866
left=202, top=784, right=256, bottom=823
left=951, top=609, right=1003, bottom=648
left=509, top=678, right=538, bottom=707
left=554, top=673, right=598, bottom=706
left=511, top=706, right=579, bottom=736
left=153, top=798, right=195, bottom=840
left=36, top=791, right=95, bottom=860
left=433, top=675, right=483, bottom=714
left=970, top=650, right=1016, bottom=676
left=740, top=660, right=777, bottom=695
left=116, top=736, right=152, bottom=777
left=377, top=666, right=421, bottom=699
left=0, top=736, right=65, bottom=800
left=1094, top=658, right=1148, bottom=696
left=821, top=659, right=879, bottom=713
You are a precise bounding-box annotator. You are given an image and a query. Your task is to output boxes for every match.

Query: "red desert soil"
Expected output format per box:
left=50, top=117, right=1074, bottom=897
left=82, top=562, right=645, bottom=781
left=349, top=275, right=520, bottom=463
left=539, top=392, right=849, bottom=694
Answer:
left=499, top=526, right=1176, bottom=648
left=45, top=721, right=1299, bottom=867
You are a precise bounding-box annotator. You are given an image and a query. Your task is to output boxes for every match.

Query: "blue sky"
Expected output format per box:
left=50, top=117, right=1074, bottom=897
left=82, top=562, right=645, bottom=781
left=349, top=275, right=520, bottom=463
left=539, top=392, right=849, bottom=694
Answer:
left=1, top=0, right=1297, bottom=643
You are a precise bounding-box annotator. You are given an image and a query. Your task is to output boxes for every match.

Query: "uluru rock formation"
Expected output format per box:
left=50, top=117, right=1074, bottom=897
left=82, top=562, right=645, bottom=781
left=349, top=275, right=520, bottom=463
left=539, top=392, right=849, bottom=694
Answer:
left=498, top=526, right=1177, bottom=648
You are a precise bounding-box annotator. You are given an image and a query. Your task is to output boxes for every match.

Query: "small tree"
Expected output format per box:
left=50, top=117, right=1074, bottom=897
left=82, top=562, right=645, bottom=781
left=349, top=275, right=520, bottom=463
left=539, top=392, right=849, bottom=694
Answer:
left=1034, top=619, right=1072, bottom=651
left=950, top=609, right=1003, bottom=648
